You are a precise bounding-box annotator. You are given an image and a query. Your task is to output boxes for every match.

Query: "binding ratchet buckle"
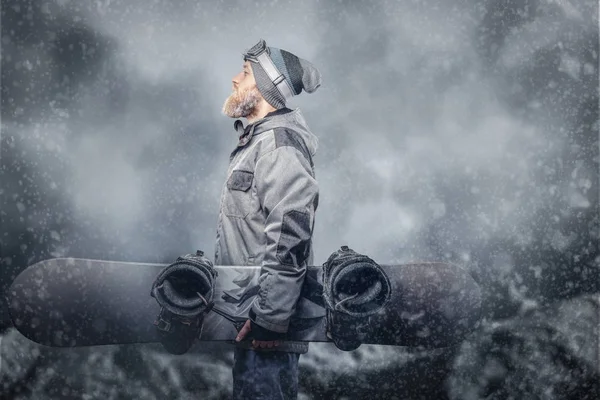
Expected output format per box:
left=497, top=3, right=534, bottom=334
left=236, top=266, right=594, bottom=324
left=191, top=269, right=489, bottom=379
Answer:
left=154, top=307, right=196, bottom=333
left=154, top=308, right=173, bottom=332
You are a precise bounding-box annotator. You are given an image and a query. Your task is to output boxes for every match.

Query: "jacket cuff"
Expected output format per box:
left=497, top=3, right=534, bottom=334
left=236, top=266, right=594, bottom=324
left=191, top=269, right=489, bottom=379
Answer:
left=249, top=309, right=287, bottom=341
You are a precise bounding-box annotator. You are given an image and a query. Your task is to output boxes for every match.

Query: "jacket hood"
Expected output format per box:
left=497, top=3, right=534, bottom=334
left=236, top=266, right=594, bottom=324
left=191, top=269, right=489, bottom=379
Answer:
left=234, top=108, right=318, bottom=157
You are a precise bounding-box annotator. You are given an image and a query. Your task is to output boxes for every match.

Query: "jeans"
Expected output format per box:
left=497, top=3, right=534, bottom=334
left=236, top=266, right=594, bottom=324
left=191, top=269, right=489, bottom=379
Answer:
left=232, top=347, right=300, bottom=400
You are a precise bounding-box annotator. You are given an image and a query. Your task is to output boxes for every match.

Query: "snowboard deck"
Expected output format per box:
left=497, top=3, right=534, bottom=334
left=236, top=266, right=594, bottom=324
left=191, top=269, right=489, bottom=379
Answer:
left=7, top=258, right=481, bottom=349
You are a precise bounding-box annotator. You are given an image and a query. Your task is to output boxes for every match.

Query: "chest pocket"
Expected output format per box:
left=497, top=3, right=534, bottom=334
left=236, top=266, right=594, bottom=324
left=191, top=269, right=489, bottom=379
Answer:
left=224, top=170, right=255, bottom=219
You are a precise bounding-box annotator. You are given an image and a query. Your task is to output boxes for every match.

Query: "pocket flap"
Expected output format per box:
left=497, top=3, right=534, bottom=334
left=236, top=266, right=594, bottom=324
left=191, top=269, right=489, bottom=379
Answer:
left=227, top=170, right=253, bottom=192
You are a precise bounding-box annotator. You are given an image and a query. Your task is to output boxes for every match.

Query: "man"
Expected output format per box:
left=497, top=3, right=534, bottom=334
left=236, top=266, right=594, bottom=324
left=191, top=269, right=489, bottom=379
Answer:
left=215, top=39, right=322, bottom=399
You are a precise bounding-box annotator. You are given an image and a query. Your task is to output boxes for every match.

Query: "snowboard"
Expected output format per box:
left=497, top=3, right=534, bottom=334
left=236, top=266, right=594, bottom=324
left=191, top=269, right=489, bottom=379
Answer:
left=7, top=252, right=481, bottom=351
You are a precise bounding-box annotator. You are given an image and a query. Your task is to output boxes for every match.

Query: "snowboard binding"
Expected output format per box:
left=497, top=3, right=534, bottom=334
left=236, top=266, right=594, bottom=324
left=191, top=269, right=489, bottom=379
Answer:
left=151, top=250, right=218, bottom=355
left=322, top=246, right=392, bottom=351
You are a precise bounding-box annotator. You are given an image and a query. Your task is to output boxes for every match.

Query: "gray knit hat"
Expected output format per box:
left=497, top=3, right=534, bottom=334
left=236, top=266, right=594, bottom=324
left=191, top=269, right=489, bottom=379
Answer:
left=243, top=39, right=322, bottom=109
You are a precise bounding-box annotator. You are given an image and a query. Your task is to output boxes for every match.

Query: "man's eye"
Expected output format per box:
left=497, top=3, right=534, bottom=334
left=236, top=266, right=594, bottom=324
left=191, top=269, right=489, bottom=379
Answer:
left=244, top=71, right=248, bottom=75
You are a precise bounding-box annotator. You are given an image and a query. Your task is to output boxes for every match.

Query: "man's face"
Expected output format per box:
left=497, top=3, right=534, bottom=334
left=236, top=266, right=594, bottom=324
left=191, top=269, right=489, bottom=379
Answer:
left=222, top=61, right=262, bottom=118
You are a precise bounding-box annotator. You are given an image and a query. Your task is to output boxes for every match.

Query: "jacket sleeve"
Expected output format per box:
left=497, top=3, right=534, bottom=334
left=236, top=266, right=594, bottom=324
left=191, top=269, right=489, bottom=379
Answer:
left=250, top=144, right=318, bottom=333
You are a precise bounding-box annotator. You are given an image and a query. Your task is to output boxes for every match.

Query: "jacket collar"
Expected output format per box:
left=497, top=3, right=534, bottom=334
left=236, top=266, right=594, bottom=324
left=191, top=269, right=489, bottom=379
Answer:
left=234, top=107, right=293, bottom=147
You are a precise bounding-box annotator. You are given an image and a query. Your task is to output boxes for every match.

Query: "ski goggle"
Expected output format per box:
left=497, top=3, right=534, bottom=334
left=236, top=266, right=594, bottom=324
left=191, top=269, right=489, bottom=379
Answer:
left=243, top=39, right=294, bottom=101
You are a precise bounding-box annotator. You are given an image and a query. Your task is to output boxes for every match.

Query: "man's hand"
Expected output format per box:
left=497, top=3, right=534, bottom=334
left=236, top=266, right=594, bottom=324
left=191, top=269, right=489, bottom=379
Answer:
left=235, top=319, right=280, bottom=349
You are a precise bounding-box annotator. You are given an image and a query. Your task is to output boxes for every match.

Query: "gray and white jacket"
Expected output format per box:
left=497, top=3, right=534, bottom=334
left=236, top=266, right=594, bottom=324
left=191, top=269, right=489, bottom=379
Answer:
left=215, top=107, right=319, bottom=354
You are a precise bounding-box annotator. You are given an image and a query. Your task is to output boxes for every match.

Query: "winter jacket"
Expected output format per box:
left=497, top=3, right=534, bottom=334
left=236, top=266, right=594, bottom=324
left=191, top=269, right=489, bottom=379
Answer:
left=215, top=107, right=320, bottom=354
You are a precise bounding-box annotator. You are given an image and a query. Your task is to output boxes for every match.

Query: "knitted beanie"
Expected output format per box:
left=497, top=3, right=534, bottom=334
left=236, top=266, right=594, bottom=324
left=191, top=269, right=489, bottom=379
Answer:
left=243, top=39, right=322, bottom=109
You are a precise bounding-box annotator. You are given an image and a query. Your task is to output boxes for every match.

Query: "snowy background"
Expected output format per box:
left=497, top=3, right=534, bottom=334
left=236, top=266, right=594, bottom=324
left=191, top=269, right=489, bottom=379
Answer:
left=1, top=0, right=598, bottom=398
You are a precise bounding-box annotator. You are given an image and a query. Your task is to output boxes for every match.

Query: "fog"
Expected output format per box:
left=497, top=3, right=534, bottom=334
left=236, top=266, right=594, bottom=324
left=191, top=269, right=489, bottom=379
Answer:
left=1, top=0, right=598, bottom=398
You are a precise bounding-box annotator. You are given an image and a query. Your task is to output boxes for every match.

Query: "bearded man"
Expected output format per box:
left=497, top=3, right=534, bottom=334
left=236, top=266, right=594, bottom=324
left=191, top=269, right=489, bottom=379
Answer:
left=216, top=39, right=322, bottom=400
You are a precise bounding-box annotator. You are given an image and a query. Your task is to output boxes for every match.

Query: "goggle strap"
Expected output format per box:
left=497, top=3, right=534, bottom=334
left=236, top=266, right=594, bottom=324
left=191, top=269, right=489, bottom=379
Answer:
left=256, top=52, right=294, bottom=101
